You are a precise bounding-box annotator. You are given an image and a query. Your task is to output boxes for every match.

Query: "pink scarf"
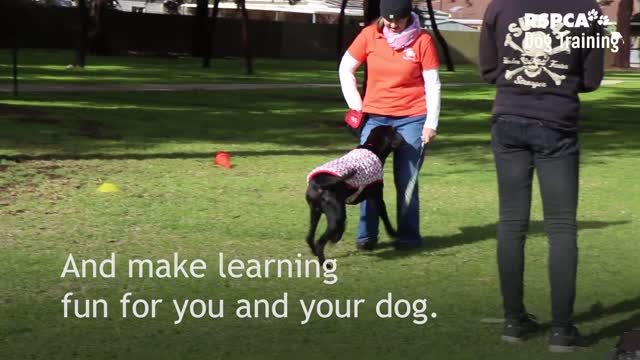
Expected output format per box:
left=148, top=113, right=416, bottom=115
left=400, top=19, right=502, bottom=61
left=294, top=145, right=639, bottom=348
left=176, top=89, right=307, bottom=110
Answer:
left=383, top=12, right=422, bottom=50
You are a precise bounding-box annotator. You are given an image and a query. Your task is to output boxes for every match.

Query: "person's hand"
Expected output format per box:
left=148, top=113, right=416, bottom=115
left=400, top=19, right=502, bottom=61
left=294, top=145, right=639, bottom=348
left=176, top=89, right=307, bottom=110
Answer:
left=421, top=127, right=437, bottom=144
left=345, top=109, right=364, bottom=129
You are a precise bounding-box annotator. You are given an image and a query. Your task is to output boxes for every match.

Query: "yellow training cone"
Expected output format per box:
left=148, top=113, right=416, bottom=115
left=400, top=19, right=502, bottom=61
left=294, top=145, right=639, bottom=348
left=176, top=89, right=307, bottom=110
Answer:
left=97, top=182, right=120, bottom=193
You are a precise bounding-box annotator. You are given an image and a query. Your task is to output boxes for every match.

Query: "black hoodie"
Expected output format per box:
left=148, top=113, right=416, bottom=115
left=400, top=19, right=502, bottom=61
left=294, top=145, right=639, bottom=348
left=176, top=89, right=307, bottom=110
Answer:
left=479, top=0, right=605, bottom=131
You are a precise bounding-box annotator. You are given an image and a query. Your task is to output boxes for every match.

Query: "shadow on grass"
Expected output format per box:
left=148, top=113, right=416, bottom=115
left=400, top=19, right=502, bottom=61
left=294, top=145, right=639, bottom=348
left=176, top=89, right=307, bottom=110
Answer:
left=585, top=312, right=640, bottom=344
left=364, top=218, right=636, bottom=345
left=571, top=296, right=640, bottom=344
left=0, top=149, right=354, bottom=162
left=369, top=220, right=630, bottom=260
left=576, top=297, right=640, bottom=344
left=524, top=297, right=640, bottom=344
left=0, top=84, right=639, bottom=159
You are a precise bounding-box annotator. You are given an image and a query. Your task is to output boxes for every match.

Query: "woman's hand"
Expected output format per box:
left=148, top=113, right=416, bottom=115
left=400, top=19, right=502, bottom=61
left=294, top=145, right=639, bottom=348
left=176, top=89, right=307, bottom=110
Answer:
left=421, top=127, right=437, bottom=144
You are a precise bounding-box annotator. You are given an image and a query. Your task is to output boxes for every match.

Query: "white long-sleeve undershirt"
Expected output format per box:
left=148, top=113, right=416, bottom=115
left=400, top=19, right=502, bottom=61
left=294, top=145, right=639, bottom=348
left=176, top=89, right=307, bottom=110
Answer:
left=338, top=51, right=441, bottom=130
left=338, top=51, right=364, bottom=111
left=423, top=69, right=441, bottom=131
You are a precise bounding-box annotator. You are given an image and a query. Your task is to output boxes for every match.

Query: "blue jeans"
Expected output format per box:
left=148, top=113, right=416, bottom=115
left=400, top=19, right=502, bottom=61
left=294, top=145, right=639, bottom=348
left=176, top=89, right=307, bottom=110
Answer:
left=357, top=114, right=426, bottom=247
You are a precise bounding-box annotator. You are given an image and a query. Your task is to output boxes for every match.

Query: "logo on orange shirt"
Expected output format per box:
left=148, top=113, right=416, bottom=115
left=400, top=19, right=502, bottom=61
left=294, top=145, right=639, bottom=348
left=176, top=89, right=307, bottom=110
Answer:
left=402, top=48, right=417, bottom=61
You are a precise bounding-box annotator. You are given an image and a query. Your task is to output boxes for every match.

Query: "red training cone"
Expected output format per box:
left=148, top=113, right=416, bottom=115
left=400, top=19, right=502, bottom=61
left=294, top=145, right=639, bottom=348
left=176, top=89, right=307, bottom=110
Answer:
left=214, top=151, right=232, bottom=169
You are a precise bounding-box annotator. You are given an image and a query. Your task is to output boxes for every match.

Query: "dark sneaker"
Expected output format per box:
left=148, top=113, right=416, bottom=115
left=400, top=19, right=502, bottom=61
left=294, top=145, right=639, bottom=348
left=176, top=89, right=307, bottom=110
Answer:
left=548, top=326, right=590, bottom=352
left=356, top=239, right=377, bottom=251
left=392, top=238, right=423, bottom=250
left=501, top=315, right=541, bottom=343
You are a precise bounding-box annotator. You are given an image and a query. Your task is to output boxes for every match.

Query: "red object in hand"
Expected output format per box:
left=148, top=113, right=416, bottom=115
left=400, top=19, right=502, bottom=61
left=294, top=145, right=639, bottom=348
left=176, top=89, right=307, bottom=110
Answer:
left=214, top=151, right=232, bottom=169
left=344, top=109, right=364, bottom=129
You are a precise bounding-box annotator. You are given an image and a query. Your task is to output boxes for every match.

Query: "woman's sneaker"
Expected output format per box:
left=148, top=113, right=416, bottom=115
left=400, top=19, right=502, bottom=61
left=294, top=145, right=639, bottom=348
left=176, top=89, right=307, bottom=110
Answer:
left=501, top=315, right=541, bottom=343
left=392, top=238, right=423, bottom=250
left=548, top=326, right=590, bottom=352
left=356, top=239, right=377, bottom=251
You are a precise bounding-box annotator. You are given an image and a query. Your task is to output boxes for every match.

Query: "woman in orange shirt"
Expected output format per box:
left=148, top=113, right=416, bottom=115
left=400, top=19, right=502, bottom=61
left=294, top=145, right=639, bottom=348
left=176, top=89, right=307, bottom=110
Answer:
left=339, top=0, right=441, bottom=250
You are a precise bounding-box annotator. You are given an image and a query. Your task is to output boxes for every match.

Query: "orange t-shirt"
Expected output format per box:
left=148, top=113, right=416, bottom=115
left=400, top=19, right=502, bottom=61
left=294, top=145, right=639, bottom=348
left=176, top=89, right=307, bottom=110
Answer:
left=347, top=24, right=440, bottom=117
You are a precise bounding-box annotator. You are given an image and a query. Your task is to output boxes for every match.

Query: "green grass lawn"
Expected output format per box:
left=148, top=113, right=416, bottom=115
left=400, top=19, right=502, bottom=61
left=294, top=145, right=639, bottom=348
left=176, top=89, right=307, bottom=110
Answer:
left=0, top=49, right=483, bottom=85
left=0, top=54, right=639, bottom=359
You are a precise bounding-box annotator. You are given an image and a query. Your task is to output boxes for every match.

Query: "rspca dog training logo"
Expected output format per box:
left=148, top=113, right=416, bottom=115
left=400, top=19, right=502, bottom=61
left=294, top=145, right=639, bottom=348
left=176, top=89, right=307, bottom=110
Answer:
left=503, top=9, right=623, bottom=89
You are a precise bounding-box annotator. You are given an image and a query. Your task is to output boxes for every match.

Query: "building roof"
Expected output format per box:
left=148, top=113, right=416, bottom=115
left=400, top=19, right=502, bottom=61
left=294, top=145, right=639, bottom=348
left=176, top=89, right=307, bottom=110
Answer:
left=183, top=0, right=639, bottom=25
left=182, top=0, right=451, bottom=18
left=432, top=0, right=638, bottom=23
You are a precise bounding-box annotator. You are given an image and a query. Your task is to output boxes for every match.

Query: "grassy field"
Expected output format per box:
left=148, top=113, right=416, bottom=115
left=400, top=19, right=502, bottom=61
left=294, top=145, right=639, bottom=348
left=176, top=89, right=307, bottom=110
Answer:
left=1, top=51, right=639, bottom=359
left=0, top=49, right=486, bottom=85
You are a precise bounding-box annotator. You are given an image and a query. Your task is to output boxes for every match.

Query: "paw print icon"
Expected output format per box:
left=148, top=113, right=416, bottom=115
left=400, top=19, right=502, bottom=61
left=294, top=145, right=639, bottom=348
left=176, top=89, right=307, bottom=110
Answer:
left=587, top=9, right=599, bottom=21
left=597, top=15, right=610, bottom=25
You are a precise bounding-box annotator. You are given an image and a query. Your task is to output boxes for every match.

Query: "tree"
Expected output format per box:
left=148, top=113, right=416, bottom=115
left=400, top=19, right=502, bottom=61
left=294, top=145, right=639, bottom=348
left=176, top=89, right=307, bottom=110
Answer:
left=424, top=0, right=454, bottom=71
left=74, top=0, right=90, bottom=67
left=204, top=0, right=222, bottom=68
left=73, top=0, right=119, bottom=63
left=87, top=0, right=116, bottom=55
left=236, top=0, right=254, bottom=74
left=613, top=0, right=632, bottom=68
left=192, top=0, right=209, bottom=58
left=360, top=0, right=380, bottom=94
left=193, top=0, right=252, bottom=74
left=363, top=0, right=380, bottom=24
left=337, top=0, right=349, bottom=61
left=191, top=0, right=216, bottom=69
left=0, top=0, right=32, bottom=96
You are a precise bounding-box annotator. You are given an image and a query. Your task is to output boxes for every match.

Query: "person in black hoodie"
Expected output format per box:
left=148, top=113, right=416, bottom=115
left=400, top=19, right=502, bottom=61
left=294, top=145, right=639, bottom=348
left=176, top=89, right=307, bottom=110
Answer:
left=479, top=0, right=604, bottom=352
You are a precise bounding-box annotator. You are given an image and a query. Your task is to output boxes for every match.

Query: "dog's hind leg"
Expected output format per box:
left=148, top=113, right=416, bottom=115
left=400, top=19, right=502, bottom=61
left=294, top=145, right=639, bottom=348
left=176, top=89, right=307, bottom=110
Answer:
left=306, top=206, right=322, bottom=256
left=329, top=203, right=346, bottom=243
left=315, top=233, right=329, bottom=265
left=315, top=200, right=346, bottom=264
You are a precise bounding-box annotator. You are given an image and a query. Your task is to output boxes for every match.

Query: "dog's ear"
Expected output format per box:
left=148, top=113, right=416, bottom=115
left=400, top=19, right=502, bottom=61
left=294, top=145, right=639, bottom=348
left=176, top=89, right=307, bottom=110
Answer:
left=391, top=132, right=405, bottom=149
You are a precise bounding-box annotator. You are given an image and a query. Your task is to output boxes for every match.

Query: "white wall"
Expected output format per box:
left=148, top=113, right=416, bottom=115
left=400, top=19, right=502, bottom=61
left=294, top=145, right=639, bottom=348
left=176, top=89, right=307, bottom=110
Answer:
left=118, top=0, right=165, bottom=14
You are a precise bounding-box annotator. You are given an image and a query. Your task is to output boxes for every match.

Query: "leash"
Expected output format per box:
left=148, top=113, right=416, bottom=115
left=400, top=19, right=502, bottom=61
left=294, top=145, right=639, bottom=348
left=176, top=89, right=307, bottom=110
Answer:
left=401, top=143, right=425, bottom=216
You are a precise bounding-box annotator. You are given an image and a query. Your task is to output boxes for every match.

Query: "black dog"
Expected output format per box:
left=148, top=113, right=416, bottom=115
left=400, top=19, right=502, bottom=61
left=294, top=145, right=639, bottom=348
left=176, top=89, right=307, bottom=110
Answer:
left=305, top=126, right=404, bottom=263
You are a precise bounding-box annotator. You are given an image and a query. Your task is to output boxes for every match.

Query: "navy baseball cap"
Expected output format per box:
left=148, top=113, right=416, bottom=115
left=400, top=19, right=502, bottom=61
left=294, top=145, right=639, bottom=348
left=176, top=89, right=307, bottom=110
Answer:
left=380, top=0, right=412, bottom=20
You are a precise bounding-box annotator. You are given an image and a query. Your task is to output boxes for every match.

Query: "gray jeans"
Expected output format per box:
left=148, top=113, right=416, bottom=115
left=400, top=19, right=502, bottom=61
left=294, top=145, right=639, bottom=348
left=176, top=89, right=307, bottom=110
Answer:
left=491, top=114, right=580, bottom=327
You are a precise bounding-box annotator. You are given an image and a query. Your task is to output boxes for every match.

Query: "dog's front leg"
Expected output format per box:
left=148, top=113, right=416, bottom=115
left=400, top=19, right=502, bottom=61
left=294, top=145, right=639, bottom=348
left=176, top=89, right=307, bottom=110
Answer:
left=306, top=206, right=322, bottom=256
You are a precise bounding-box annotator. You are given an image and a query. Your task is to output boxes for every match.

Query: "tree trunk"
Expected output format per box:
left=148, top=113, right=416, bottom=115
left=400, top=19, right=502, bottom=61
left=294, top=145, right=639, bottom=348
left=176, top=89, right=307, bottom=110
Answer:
left=337, top=0, right=348, bottom=62
left=75, top=0, right=89, bottom=67
left=91, top=0, right=110, bottom=55
left=206, top=0, right=221, bottom=68
left=426, top=0, right=454, bottom=71
left=363, top=0, right=379, bottom=24
left=239, top=0, right=254, bottom=75
left=361, top=0, right=380, bottom=96
left=5, top=1, right=22, bottom=96
left=202, top=0, right=212, bottom=68
left=192, top=0, right=208, bottom=57
left=613, top=0, right=632, bottom=68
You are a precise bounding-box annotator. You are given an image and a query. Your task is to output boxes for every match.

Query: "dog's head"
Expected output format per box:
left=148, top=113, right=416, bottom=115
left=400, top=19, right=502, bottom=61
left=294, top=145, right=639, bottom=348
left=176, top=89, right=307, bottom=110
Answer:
left=359, top=126, right=405, bottom=161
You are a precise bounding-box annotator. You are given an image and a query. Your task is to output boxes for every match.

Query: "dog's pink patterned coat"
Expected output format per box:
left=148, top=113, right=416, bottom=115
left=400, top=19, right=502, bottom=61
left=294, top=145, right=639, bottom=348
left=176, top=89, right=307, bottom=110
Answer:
left=307, top=149, right=383, bottom=189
